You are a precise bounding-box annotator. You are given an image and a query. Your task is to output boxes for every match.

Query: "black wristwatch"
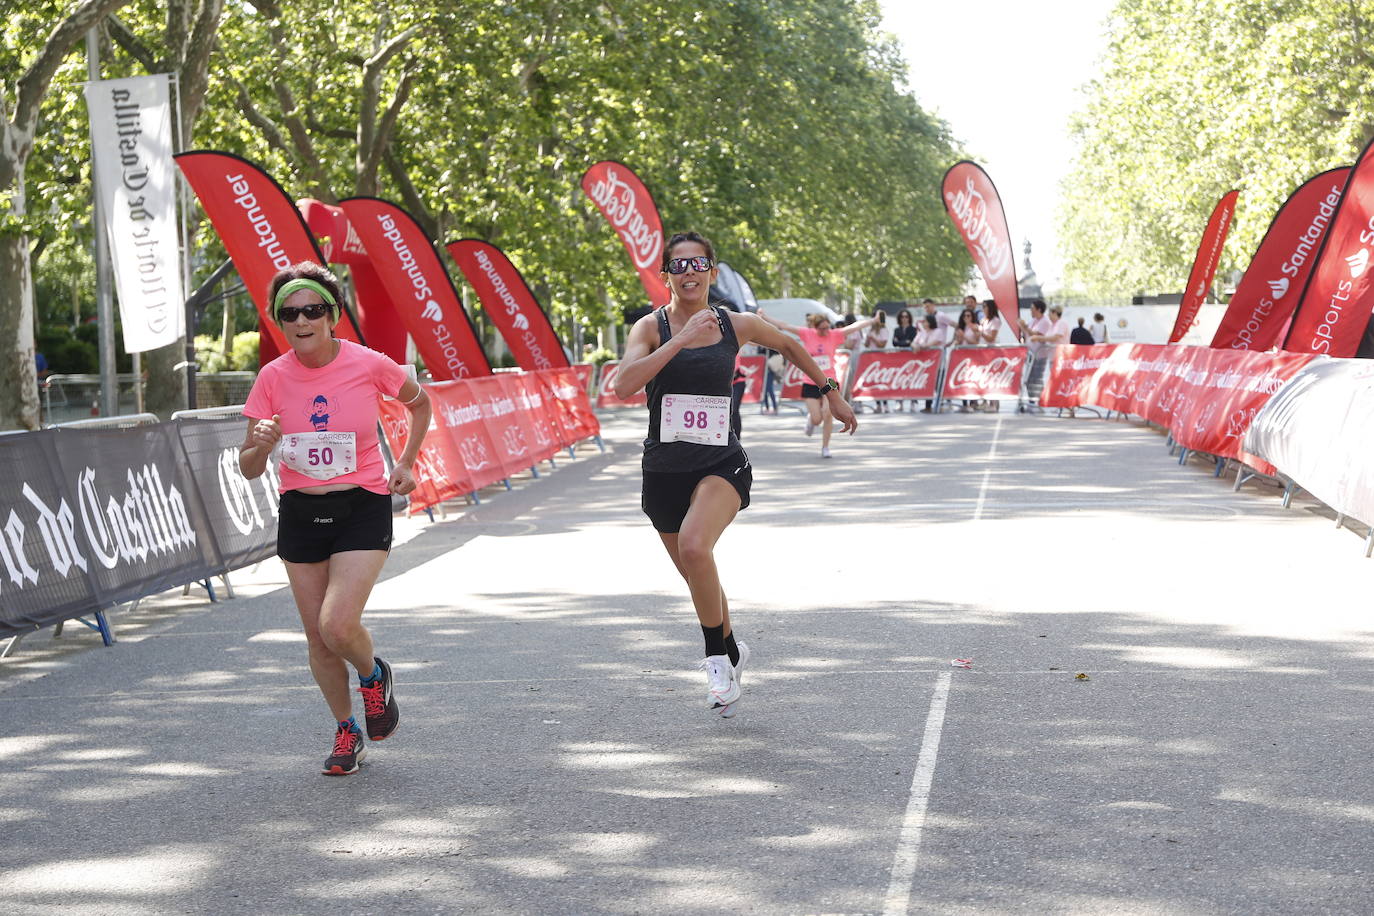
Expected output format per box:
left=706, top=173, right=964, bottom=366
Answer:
left=818, top=377, right=839, bottom=395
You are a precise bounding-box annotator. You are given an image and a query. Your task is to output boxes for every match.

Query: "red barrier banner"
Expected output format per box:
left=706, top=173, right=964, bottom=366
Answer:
left=339, top=197, right=491, bottom=379
left=1285, top=135, right=1374, bottom=356
left=942, top=161, right=1019, bottom=332
left=1041, top=345, right=1116, bottom=408
left=376, top=396, right=469, bottom=515
left=1212, top=169, right=1349, bottom=351
left=1170, top=190, right=1240, bottom=343
left=941, top=347, right=1026, bottom=400
left=1171, top=349, right=1315, bottom=460
left=539, top=367, right=601, bottom=443
left=495, top=373, right=561, bottom=466
left=445, top=239, right=570, bottom=371
left=464, top=375, right=538, bottom=477
left=779, top=351, right=851, bottom=400
left=174, top=151, right=362, bottom=351
left=849, top=350, right=942, bottom=400
left=737, top=355, right=765, bottom=403
left=426, top=381, right=508, bottom=492
left=595, top=361, right=647, bottom=408
left=581, top=160, right=670, bottom=307
left=571, top=363, right=594, bottom=394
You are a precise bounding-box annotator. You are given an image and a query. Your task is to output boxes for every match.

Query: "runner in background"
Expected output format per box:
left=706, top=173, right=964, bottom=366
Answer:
left=758, top=309, right=879, bottom=458
left=614, top=231, right=857, bottom=717
left=239, top=261, right=432, bottom=777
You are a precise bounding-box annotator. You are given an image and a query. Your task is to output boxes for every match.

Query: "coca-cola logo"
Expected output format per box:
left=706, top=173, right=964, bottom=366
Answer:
left=856, top=358, right=935, bottom=392
left=589, top=166, right=662, bottom=270
left=948, top=356, right=1019, bottom=391
left=945, top=174, right=1012, bottom=281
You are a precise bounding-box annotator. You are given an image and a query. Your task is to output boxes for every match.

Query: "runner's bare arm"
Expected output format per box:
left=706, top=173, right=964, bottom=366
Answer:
left=239, top=415, right=280, bottom=479
left=613, top=310, right=716, bottom=398
left=388, top=380, right=431, bottom=496
left=756, top=309, right=804, bottom=335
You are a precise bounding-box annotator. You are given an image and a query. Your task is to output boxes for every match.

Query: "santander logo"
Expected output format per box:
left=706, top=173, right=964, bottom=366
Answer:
left=589, top=166, right=662, bottom=270
left=422, top=300, right=443, bottom=321
left=1267, top=277, right=1289, bottom=299
left=512, top=313, right=530, bottom=331
left=1346, top=248, right=1369, bottom=278
left=945, top=175, right=1012, bottom=281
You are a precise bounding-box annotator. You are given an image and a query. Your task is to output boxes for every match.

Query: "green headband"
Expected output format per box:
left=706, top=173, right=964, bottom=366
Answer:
left=273, top=278, right=337, bottom=319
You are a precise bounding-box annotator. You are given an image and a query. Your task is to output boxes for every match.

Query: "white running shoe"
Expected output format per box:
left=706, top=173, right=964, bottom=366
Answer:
left=804, top=420, right=815, bottom=436
left=699, top=654, right=741, bottom=715
left=820, top=446, right=832, bottom=459
left=732, top=640, right=751, bottom=686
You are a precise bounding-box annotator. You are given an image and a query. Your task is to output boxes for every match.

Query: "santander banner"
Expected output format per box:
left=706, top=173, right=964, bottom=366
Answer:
left=338, top=197, right=491, bottom=380
left=942, top=161, right=1019, bottom=331
left=445, top=239, right=570, bottom=371
left=582, top=160, right=671, bottom=307
left=175, top=151, right=361, bottom=351
left=942, top=347, right=1026, bottom=400
left=1169, top=190, right=1240, bottom=343
left=1212, top=169, right=1348, bottom=351
left=849, top=350, right=942, bottom=400
left=1284, top=136, right=1374, bottom=356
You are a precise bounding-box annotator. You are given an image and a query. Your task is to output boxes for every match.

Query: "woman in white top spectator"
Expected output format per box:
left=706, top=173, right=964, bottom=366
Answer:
left=1090, top=312, right=1109, bottom=344
left=863, top=311, right=892, bottom=412
left=976, top=301, right=1003, bottom=412
left=954, top=307, right=981, bottom=412
left=912, top=314, right=946, bottom=412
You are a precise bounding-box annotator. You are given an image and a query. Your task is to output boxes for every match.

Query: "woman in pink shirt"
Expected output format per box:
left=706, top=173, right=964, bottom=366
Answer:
left=758, top=309, right=880, bottom=458
left=239, top=261, right=432, bottom=777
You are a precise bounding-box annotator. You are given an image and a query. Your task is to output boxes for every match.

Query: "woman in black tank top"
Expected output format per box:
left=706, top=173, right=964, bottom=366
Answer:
left=614, top=231, right=860, bottom=718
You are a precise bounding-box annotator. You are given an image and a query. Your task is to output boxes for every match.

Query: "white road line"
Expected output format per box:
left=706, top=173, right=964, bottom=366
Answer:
left=971, top=413, right=1004, bottom=522
left=882, top=670, right=953, bottom=916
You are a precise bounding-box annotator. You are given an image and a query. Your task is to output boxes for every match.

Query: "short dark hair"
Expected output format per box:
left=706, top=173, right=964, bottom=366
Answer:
left=921, top=298, right=935, bottom=305
left=1031, top=298, right=1047, bottom=314
left=661, top=231, right=715, bottom=270
left=268, top=261, right=342, bottom=321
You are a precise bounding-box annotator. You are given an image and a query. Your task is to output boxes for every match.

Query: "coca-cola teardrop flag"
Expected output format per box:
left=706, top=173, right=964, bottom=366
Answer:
left=446, top=239, right=570, bottom=371
left=1212, top=170, right=1349, bottom=351
left=1284, top=136, right=1374, bottom=356
left=942, top=161, right=1019, bottom=331
left=1169, top=190, right=1240, bottom=343
left=339, top=197, right=492, bottom=379
left=581, top=160, right=670, bottom=306
left=175, top=151, right=362, bottom=352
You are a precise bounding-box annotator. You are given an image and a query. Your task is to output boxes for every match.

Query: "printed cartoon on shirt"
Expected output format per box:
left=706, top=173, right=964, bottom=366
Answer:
left=307, top=395, right=331, bottom=430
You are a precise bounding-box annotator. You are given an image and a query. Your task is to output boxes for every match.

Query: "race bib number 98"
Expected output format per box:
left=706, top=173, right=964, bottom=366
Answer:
left=281, top=431, right=358, bottom=480
left=660, top=394, right=730, bottom=446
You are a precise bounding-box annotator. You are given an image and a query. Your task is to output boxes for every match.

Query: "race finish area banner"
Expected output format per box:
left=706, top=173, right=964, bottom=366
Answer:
left=737, top=354, right=765, bottom=404
left=595, top=361, right=647, bottom=408
left=84, top=74, right=184, bottom=353
left=942, top=161, right=1019, bottom=331
left=173, top=417, right=279, bottom=572
left=942, top=347, right=1026, bottom=401
left=1211, top=169, right=1348, bottom=351
left=175, top=151, right=363, bottom=354
left=582, top=160, right=671, bottom=307
left=1169, top=190, right=1240, bottom=343
left=1284, top=134, right=1374, bottom=357
left=446, top=239, right=570, bottom=371
left=848, top=350, right=942, bottom=401
left=338, top=197, right=492, bottom=379
left=779, top=351, right=852, bottom=400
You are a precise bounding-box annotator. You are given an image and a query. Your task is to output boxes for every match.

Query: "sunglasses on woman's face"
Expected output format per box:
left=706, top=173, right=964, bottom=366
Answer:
left=664, top=256, right=714, bottom=274
left=278, top=303, right=332, bottom=322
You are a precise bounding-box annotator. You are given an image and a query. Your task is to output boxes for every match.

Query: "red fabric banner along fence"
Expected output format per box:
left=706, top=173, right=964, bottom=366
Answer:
left=1211, top=169, right=1349, bottom=351
left=174, top=151, right=363, bottom=353
left=942, top=161, right=1020, bottom=333
left=339, top=197, right=492, bottom=379
left=1284, top=134, right=1374, bottom=356
left=445, top=239, right=570, bottom=371
left=736, top=355, right=765, bottom=403
left=493, top=373, right=562, bottom=466
left=941, top=347, right=1026, bottom=400
left=581, top=160, right=671, bottom=307
left=1043, top=344, right=1316, bottom=470
left=595, top=361, right=647, bottom=408
left=1169, top=190, right=1240, bottom=343
left=540, top=367, right=601, bottom=442
left=779, top=351, right=852, bottom=400
left=377, top=396, right=468, bottom=514
left=848, top=350, right=943, bottom=400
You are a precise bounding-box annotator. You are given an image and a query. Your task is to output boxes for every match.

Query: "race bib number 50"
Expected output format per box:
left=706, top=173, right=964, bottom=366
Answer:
left=281, top=431, right=358, bottom=480
left=660, top=394, right=730, bottom=446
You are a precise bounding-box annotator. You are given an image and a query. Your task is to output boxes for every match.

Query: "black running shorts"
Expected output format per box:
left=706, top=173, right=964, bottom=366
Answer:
left=800, top=383, right=823, bottom=399
left=641, top=450, right=752, bottom=534
left=277, top=487, right=393, bottom=563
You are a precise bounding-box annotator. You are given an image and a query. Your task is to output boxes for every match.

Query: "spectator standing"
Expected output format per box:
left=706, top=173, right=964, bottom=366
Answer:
left=964, top=294, right=982, bottom=323
left=912, top=313, right=948, bottom=413
left=759, top=347, right=780, bottom=414
left=891, top=310, right=917, bottom=411
left=954, top=307, right=981, bottom=411
left=1090, top=312, right=1109, bottom=344
left=1019, top=299, right=1055, bottom=412
left=1070, top=317, right=1095, bottom=345
left=864, top=311, right=892, bottom=412
left=921, top=298, right=954, bottom=334
left=977, top=301, right=1003, bottom=412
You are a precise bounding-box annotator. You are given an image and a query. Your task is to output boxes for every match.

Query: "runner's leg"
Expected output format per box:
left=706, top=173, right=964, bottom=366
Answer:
left=821, top=399, right=834, bottom=450
left=657, top=476, right=740, bottom=629
left=286, top=558, right=354, bottom=723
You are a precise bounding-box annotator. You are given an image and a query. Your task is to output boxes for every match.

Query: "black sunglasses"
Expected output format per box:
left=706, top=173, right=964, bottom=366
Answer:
left=278, top=303, right=332, bottom=322
left=665, top=256, right=714, bottom=274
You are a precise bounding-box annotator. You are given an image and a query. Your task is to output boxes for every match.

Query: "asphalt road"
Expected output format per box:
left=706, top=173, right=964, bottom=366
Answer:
left=2, top=405, right=1372, bottom=915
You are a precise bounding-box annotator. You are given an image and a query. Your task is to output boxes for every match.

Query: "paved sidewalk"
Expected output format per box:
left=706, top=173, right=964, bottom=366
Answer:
left=2, top=407, right=1372, bottom=914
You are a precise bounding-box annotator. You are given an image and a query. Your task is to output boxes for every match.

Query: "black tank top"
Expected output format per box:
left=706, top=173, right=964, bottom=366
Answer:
left=643, top=305, right=744, bottom=472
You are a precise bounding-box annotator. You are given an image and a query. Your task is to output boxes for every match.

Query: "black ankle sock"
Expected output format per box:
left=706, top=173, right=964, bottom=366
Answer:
left=701, top=623, right=727, bottom=658
left=725, top=631, right=740, bottom=667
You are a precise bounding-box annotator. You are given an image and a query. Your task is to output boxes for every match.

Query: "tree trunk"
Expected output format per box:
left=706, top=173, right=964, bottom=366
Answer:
left=0, top=231, right=39, bottom=431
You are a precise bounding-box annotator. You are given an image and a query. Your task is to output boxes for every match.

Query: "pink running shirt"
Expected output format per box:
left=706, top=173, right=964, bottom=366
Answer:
left=244, top=339, right=409, bottom=494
